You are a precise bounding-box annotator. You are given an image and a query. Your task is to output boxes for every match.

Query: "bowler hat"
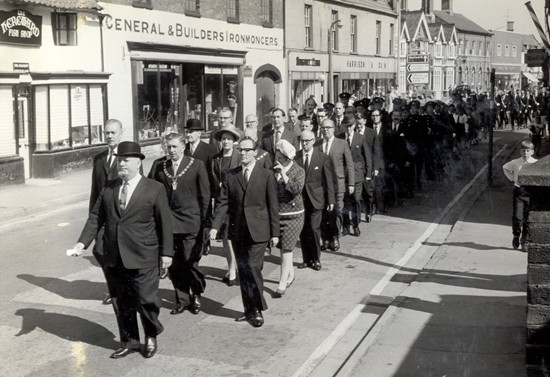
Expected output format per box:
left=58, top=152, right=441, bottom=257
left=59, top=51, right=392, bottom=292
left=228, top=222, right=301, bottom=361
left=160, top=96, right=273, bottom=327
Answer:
left=115, top=141, right=145, bottom=160
left=185, top=118, right=204, bottom=131
left=342, top=114, right=355, bottom=127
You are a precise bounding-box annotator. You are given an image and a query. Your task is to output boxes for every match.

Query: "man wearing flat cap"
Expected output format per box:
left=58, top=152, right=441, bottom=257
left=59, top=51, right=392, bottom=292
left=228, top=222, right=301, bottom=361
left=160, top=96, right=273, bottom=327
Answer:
left=149, top=132, right=211, bottom=317
left=73, top=141, right=173, bottom=359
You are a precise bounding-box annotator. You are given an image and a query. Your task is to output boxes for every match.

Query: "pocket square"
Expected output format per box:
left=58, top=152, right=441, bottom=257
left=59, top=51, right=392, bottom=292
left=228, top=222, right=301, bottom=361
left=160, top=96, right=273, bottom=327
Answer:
left=314, top=166, right=319, bottom=170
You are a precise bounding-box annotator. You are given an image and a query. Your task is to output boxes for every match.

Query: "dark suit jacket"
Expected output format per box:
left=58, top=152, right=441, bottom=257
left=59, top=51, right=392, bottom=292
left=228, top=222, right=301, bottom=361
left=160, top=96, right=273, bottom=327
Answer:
left=212, top=164, right=280, bottom=243
left=185, top=140, right=216, bottom=167
left=295, top=148, right=335, bottom=210
left=78, top=176, right=174, bottom=269
left=211, top=149, right=241, bottom=199
left=261, top=127, right=299, bottom=159
left=89, top=149, right=119, bottom=212
left=330, top=114, right=346, bottom=136
left=356, top=126, right=382, bottom=174
left=148, top=156, right=210, bottom=234
left=337, top=132, right=372, bottom=180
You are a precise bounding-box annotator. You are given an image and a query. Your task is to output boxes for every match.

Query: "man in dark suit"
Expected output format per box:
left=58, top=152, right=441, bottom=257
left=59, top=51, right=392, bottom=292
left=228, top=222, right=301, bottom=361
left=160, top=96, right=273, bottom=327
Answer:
left=210, top=136, right=280, bottom=328
left=330, top=102, right=347, bottom=135
left=319, top=119, right=355, bottom=251
left=72, top=141, right=173, bottom=359
left=149, top=132, right=210, bottom=316
left=338, top=115, right=372, bottom=236
left=261, top=107, right=299, bottom=160
left=295, top=130, right=334, bottom=271
left=89, top=119, right=123, bottom=305
left=184, top=118, right=216, bottom=255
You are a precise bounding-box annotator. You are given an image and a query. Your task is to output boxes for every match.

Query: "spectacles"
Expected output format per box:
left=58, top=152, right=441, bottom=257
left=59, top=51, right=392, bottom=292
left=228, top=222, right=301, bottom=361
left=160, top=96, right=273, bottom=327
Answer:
left=320, top=126, right=333, bottom=129
left=237, top=148, right=256, bottom=153
left=244, top=121, right=257, bottom=124
left=219, top=116, right=231, bottom=120
left=301, top=138, right=315, bottom=143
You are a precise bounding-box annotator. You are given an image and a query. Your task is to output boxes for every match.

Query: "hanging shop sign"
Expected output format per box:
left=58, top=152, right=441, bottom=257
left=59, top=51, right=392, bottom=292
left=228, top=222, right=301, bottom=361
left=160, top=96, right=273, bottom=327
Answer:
left=0, top=9, right=42, bottom=47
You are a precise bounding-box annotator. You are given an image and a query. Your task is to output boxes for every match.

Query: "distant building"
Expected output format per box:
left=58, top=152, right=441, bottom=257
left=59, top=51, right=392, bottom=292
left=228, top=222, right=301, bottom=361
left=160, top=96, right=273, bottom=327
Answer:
left=492, top=28, right=524, bottom=91
left=285, top=0, right=398, bottom=111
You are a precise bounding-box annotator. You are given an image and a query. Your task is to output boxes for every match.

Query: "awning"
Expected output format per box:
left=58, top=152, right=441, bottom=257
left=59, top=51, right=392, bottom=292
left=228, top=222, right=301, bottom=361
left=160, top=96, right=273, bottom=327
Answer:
left=523, top=71, right=539, bottom=83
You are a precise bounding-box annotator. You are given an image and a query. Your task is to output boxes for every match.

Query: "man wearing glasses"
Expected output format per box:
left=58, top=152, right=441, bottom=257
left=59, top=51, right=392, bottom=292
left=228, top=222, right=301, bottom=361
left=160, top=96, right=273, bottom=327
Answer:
left=319, top=119, right=354, bottom=251
left=244, top=114, right=263, bottom=142
left=210, top=137, right=280, bottom=327
left=295, top=130, right=335, bottom=270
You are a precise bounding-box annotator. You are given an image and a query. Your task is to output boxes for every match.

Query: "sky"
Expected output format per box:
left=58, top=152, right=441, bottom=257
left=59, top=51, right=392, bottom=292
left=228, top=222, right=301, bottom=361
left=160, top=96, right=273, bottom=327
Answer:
left=408, top=0, right=547, bottom=39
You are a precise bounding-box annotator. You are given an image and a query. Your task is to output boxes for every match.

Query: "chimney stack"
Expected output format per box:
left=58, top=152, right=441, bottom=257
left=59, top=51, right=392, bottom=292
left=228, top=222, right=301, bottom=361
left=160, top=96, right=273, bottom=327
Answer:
left=441, top=0, right=453, bottom=14
left=507, top=21, right=514, bottom=32
left=401, top=0, right=408, bottom=11
left=422, top=0, right=434, bottom=14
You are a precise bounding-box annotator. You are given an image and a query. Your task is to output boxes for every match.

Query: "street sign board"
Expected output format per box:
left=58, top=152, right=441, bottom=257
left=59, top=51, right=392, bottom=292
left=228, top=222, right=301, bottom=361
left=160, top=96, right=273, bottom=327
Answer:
left=525, top=49, right=547, bottom=67
left=407, top=63, right=429, bottom=72
left=407, top=54, right=429, bottom=63
left=407, top=73, right=429, bottom=84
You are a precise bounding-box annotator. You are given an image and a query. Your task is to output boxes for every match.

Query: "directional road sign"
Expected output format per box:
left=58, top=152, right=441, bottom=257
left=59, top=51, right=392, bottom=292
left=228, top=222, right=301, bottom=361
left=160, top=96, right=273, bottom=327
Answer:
left=407, top=63, right=429, bottom=72
left=407, top=72, right=429, bottom=84
left=407, top=54, right=429, bottom=63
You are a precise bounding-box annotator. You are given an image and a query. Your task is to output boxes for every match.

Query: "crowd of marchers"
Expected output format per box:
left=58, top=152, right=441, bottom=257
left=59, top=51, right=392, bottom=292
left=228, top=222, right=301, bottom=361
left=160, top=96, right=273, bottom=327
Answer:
left=71, top=86, right=547, bottom=360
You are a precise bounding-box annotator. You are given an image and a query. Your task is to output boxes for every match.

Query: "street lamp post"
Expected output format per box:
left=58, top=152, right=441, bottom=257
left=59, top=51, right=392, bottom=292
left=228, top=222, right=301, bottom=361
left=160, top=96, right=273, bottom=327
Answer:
left=328, top=19, right=341, bottom=104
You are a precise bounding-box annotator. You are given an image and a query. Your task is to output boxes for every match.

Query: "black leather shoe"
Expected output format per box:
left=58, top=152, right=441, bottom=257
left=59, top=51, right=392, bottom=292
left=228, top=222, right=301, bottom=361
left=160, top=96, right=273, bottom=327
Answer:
left=102, top=294, right=112, bottom=305
left=190, top=295, right=201, bottom=315
left=298, top=261, right=311, bottom=269
left=342, top=228, right=350, bottom=236
left=235, top=313, right=250, bottom=322
left=331, top=240, right=340, bottom=251
left=353, top=227, right=361, bottom=237
left=170, top=303, right=188, bottom=315
left=144, top=337, right=157, bottom=358
left=366, top=214, right=372, bottom=223
left=251, top=310, right=264, bottom=328
left=203, top=241, right=210, bottom=255
left=320, top=240, right=330, bottom=251
left=512, top=236, right=520, bottom=249
left=110, top=345, right=138, bottom=359
left=273, top=289, right=285, bottom=298
left=312, top=261, right=322, bottom=271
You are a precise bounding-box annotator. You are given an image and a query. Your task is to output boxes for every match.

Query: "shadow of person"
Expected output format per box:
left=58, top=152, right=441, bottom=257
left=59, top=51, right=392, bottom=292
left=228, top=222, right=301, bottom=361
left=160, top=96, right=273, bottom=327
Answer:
left=15, top=308, right=118, bottom=350
left=17, top=274, right=106, bottom=301
left=157, top=288, right=241, bottom=319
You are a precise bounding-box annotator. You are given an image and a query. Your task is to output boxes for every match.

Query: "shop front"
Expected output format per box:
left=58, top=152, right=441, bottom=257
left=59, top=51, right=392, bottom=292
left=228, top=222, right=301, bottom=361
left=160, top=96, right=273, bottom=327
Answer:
left=493, top=64, right=522, bottom=91
left=0, top=4, right=104, bottom=182
left=101, top=3, right=284, bottom=145
left=287, top=52, right=328, bottom=114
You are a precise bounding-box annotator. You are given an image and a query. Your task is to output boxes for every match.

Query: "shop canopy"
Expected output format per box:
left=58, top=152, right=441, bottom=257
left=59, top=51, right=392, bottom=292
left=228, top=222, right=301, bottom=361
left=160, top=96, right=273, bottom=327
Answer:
left=523, top=71, right=539, bottom=83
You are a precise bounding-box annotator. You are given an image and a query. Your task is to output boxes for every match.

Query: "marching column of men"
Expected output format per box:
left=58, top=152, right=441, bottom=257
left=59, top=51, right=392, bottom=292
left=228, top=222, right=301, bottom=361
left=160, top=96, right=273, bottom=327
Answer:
left=72, top=93, right=482, bottom=358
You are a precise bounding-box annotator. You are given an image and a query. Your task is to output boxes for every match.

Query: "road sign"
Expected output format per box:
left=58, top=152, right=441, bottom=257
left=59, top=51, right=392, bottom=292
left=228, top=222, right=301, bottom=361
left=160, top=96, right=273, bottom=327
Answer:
left=407, top=73, right=429, bottom=84
left=407, top=54, right=429, bottom=63
left=407, top=63, right=429, bottom=72
left=525, top=49, right=547, bottom=67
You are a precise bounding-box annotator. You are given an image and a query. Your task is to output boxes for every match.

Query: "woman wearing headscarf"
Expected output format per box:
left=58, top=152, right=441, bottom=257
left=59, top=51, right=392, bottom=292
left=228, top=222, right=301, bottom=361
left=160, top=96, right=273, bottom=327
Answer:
left=273, top=140, right=305, bottom=297
left=211, top=126, right=241, bottom=286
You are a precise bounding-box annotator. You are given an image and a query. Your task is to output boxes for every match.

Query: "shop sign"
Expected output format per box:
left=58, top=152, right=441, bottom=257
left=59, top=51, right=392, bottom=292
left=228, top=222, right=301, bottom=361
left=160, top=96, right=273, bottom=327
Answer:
left=296, top=57, right=320, bottom=67
left=525, top=49, right=546, bottom=67
left=243, top=65, right=253, bottom=77
left=0, top=9, right=42, bottom=47
left=13, top=62, right=30, bottom=73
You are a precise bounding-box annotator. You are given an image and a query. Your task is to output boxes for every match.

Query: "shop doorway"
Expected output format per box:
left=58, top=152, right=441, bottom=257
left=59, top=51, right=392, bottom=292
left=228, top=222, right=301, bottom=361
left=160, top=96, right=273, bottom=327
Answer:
left=254, top=65, right=282, bottom=127
left=16, top=86, right=31, bottom=178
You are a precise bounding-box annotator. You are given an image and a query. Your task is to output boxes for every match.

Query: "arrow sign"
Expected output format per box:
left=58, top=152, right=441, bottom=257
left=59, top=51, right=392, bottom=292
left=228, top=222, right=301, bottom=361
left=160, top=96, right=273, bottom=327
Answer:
left=407, top=73, right=429, bottom=84
left=407, top=63, right=429, bottom=72
left=407, top=54, right=429, bottom=63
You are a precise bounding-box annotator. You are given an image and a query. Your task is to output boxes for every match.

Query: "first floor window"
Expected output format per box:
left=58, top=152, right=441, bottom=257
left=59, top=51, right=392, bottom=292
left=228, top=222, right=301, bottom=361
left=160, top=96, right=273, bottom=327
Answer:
left=52, top=12, right=77, bottom=46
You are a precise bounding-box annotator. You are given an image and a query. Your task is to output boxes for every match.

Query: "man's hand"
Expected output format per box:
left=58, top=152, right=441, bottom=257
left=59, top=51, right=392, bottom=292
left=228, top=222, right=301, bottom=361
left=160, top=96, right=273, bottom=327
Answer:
left=67, top=242, right=85, bottom=257
left=209, top=229, right=218, bottom=240
left=365, top=176, right=372, bottom=181
left=374, top=170, right=379, bottom=177
left=326, top=204, right=334, bottom=211
left=270, top=237, right=279, bottom=248
left=161, top=256, right=172, bottom=269
left=348, top=185, right=355, bottom=195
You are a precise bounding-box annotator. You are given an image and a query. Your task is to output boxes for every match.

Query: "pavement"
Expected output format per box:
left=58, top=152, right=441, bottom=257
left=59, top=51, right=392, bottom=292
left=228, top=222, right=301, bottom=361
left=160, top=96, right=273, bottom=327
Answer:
left=1, top=129, right=549, bottom=376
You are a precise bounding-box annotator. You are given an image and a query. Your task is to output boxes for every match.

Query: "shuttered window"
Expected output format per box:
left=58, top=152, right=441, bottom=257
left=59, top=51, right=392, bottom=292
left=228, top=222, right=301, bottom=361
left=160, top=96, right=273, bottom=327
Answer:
left=0, top=86, right=15, bottom=156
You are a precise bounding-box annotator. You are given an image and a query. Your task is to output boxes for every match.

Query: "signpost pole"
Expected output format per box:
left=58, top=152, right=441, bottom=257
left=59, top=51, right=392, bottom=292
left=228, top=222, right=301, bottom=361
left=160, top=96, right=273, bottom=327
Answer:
left=488, top=68, right=495, bottom=186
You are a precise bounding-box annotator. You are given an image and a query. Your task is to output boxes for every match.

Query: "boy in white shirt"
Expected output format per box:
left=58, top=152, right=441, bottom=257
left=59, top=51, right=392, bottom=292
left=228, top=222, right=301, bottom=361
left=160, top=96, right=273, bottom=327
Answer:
left=502, top=140, right=538, bottom=250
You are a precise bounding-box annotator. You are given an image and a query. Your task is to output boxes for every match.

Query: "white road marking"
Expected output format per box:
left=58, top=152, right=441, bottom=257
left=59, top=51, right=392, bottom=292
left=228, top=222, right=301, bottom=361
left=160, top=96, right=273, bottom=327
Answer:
left=292, top=145, right=508, bottom=377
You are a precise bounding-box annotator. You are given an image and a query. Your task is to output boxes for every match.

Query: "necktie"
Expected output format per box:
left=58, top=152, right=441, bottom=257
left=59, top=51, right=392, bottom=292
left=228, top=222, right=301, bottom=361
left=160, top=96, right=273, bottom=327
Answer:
left=347, top=133, right=352, bottom=146
left=244, top=168, right=250, bottom=184
left=190, top=144, right=195, bottom=156
left=173, top=162, right=179, bottom=175
left=119, top=182, right=129, bottom=211
left=304, top=153, right=309, bottom=172
left=107, top=151, right=113, bottom=168
left=275, top=131, right=281, bottom=145
left=323, top=141, right=328, bottom=154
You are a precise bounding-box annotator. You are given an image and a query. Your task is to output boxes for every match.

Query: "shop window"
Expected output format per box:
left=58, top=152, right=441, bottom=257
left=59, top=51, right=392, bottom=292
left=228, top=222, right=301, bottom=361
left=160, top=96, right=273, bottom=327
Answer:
left=34, top=84, right=106, bottom=151
left=205, top=66, right=238, bottom=129
left=261, top=0, right=273, bottom=27
left=185, top=0, right=200, bottom=16
left=51, top=12, right=77, bottom=46
left=227, top=0, right=239, bottom=22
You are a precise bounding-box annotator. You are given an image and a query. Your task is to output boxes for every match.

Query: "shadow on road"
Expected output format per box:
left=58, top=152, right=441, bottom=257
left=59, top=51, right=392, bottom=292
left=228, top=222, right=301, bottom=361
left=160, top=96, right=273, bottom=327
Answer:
left=17, top=274, right=106, bottom=300
left=14, top=308, right=118, bottom=350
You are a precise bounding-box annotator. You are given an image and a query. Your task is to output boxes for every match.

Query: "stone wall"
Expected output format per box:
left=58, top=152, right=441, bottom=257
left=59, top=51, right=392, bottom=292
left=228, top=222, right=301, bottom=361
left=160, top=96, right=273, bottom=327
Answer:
left=521, top=155, right=550, bottom=377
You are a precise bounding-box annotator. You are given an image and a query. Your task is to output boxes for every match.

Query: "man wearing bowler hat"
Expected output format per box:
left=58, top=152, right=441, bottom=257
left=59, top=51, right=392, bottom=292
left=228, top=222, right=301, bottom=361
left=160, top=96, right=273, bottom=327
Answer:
left=72, top=141, right=173, bottom=359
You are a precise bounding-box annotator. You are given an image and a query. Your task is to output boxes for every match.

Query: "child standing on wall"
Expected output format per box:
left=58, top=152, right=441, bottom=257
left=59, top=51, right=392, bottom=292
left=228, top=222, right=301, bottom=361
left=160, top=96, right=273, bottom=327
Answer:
left=502, top=140, right=538, bottom=251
